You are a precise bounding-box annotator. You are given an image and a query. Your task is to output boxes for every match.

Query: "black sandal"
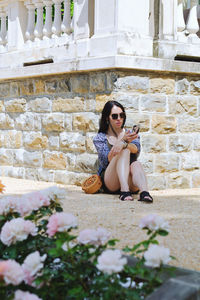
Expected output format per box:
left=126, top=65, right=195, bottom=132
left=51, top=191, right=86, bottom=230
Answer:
left=119, top=191, right=133, bottom=201
left=138, top=191, right=153, bottom=203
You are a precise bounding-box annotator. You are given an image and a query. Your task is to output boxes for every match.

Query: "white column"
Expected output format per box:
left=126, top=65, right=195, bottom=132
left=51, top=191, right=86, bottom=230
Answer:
left=0, top=8, right=7, bottom=46
left=52, top=0, right=62, bottom=37
left=6, top=1, right=28, bottom=50
left=25, top=1, right=35, bottom=41
left=43, top=0, right=53, bottom=38
left=177, top=2, right=187, bottom=42
left=186, top=5, right=200, bottom=42
left=61, top=0, right=72, bottom=35
left=33, top=0, right=44, bottom=40
left=161, top=0, right=177, bottom=41
left=73, top=0, right=90, bottom=39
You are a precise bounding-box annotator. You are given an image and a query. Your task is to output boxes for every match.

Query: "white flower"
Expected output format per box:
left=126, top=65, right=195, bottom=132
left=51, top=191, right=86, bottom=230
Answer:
left=62, top=241, right=76, bottom=251
left=42, top=186, right=66, bottom=202
left=77, top=229, right=98, bottom=245
left=22, top=251, right=47, bottom=278
left=77, top=227, right=110, bottom=246
left=0, top=260, right=25, bottom=285
left=14, top=290, right=42, bottom=300
left=139, top=214, right=169, bottom=232
left=0, top=218, right=37, bottom=246
left=96, top=249, right=127, bottom=275
left=47, top=212, right=77, bottom=237
left=144, top=244, right=171, bottom=268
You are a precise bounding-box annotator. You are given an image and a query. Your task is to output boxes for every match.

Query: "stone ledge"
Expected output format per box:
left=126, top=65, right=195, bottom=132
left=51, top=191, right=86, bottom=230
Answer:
left=1, top=55, right=200, bottom=81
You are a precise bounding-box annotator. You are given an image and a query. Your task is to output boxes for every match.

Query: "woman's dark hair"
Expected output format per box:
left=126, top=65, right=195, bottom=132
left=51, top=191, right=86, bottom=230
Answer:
left=98, top=101, right=126, bottom=133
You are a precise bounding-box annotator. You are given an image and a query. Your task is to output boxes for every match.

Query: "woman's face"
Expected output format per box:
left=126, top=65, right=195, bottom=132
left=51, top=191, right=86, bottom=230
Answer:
left=108, top=105, right=125, bottom=131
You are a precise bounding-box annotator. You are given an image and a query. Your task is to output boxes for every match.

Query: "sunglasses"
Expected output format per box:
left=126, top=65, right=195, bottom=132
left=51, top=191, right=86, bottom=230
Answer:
left=111, top=112, right=126, bottom=120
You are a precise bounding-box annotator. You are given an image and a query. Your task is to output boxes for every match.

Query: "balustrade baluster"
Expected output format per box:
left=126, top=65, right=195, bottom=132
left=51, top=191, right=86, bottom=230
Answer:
left=43, top=0, right=53, bottom=38
left=52, top=0, right=62, bottom=37
left=61, top=0, right=72, bottom=35
left=34, top=0, right=44, bottom=40
left=0, top=8, right=7, bottom=46
left=25, top=1, right=35, bottom=41
left=186, top=5, right=200, bottom=42
left=177, top=2, right=187, bottom=41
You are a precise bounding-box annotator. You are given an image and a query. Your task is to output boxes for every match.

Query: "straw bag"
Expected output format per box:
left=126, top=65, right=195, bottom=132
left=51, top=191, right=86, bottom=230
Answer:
left=81, top=174, right=102, bottom=194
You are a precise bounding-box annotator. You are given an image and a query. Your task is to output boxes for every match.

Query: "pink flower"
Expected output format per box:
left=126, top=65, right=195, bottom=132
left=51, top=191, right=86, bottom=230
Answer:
left=22, top=251, right=47, bottom=285
left=97, top=249, right=127, bottom=275
left=144, top=244, right=171, bottom=268
left=77, top=227, right=110, bottom=246
left=0, top=218, right=37, bottom=246
left=139, top=214, right=169, bottom=232
left=0, top=260, right=24, bottom=285
left=46, top=212, right=77, bottom=237
left=14, top=290, right=42, bottom=300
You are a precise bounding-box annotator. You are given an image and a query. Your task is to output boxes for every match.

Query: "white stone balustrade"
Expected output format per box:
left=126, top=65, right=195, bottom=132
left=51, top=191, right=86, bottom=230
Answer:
left=0, top=0, right=200, bottom=69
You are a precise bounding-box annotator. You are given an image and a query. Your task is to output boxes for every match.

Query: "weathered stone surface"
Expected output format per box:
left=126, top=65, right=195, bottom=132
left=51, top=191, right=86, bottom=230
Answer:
left=140, top=95, right=166, bottom=112
left=44, top=78, right=70, bottom=94
left=150, top=78, right=175, bottom=94
left=23, top=132, right=48, bottom=150
left=23, top=151, right=42, bottom=167
left=115, top=93, right=139, bottom=111
left=138, top=154, right=154, bottom=174
left=169, top=135, right=193, bottom=152
left=142, top=135, right=166, bottom=153
left=114, top=75, right=149, bottom=93
left=28, top=97, right=51, bottom=112
left=48, top=135, right=59, bottom=150
left=167, top=173, right=190, bottom=189
left=75, top=153, right=98, bottom=173
left=194, top=134, right=200, bottom=151
left=0, top=83, right=10, bottom=97
left=152, top=115, right=177, bottom=134
left=60, top=132, right=86, bottom=152
left=168, top=96, right=197, bottom=116
left=192, top=172, right=200, bottom=187
left=15, top=113, right=41, bottom=131
left=176, top=78, right=190, bottom=95
left=66, top=153, right=77, bottom=171
left=13, top=149, right=24, bottom=167
left=0, top=133, right=4, bottom=147
left=90, top=73, right=106, bottom=93
left=181, top=153, right=199, bottom=170
left=125, top=113, right=150, bottom=132
left=42, top=114, right=65, bottom=132
left=19, top=81, right=34, bottom=96
left=84, top=99, right=96, bottom=112
left=4, top=131, right=22, bottom=148
left=190, top=79, right=200, bottom=95
left=10, top=82, right=19, bottom=97
left=70, top=75, right=89, bottom=93
left=38, top=168, right=54, bottom=182
left=146, top=175, right=166, bottom=190
left=5, top=98, right=26, bottom=113
left=54, top=171, right=89, bottom=185
left=0, top=114, right=14, bottom=129
left=155, top=154, right=179, bottom=172
left=86, top=133, right=97, bottom=153
left=35, top=80, right=45, bottom=94
left=24, top=168, right=39, bottom=180
left=0, top=149, right=13, bottom=165
left=179, top=118, right=200, bottom=133
left=0, top=101, right=4, bottom=112
left=52, top=97, right=84, bottom=112
left=95, top=94, right=115, bottom=112
left=73, top=113, right=99, bottom=132
left=43, top=151, right=67, bottom=169
left=7, top=167, right=24, bottom=179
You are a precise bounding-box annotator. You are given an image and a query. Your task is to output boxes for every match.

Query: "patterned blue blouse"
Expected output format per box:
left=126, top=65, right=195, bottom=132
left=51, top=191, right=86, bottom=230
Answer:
left=93, top=132, right=141, bottom=175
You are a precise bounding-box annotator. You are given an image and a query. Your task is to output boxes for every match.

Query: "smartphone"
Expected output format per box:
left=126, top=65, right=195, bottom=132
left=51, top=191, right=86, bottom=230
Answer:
left=132, top=125, right=140, bottom=134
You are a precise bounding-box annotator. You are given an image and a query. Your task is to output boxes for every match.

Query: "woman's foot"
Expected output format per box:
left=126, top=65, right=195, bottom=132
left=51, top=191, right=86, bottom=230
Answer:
left=119, top=191, right=133, bottom=201
left=138, top=191, right=153, bottom=203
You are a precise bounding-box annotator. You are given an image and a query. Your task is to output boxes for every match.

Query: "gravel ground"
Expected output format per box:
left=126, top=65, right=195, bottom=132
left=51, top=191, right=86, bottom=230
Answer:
left=0, top=176, right=200, bottom=272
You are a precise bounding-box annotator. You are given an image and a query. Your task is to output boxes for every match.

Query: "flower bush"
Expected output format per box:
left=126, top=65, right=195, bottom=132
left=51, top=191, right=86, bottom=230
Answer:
left=0, top=185, right=174, bottom=300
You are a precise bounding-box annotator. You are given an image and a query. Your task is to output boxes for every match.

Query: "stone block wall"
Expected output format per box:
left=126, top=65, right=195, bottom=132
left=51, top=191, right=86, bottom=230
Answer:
left=0, top=70, right=199, bottom=189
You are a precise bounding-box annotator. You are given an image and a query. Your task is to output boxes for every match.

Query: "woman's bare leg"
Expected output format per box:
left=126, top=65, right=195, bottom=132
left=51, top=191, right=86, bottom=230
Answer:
left=104, top=149, right=132, bottom=200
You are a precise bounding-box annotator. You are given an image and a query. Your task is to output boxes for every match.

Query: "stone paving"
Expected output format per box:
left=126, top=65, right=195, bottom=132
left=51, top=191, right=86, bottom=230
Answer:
left=0, top=176, right=200, bottom=272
